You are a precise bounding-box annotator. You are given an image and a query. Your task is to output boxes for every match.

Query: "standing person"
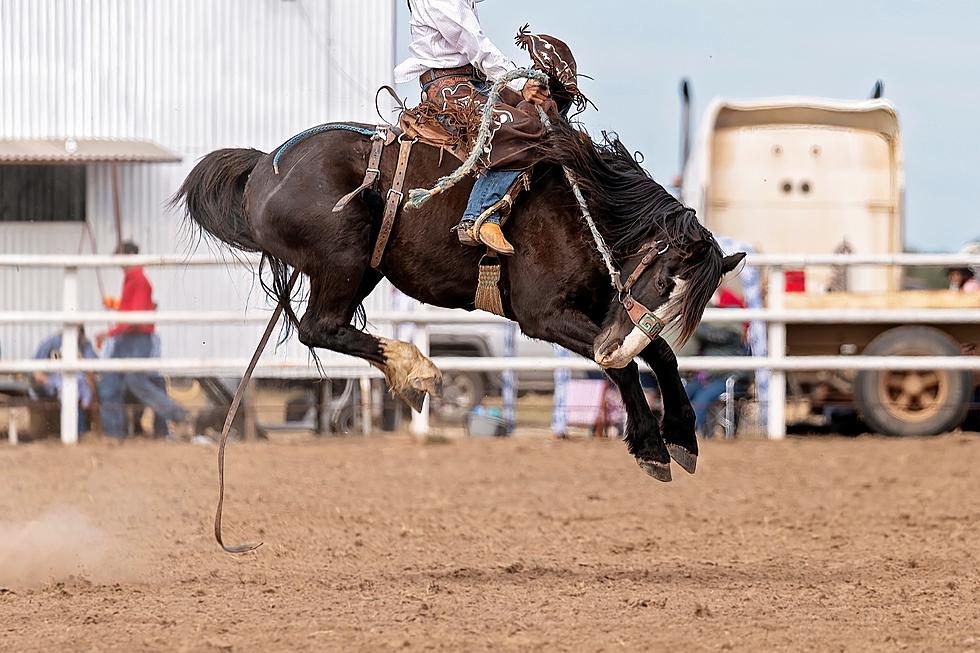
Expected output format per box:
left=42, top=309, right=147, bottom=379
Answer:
left=96, top=241, right=190, bottom=440
left=683, top=288, right=749, bottom=437
left=396, top=0, right=553, bottom=255
left=31, top=327, right=100, bottom=434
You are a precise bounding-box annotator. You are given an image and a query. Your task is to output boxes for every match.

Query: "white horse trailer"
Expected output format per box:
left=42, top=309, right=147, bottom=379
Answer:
left=682, top=97, right=978, bottom=435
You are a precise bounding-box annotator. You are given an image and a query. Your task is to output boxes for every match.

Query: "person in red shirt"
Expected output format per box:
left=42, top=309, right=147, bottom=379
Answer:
left=99, top=259, right=156, bottom=340
left=97, top=241, right=190, bottom=440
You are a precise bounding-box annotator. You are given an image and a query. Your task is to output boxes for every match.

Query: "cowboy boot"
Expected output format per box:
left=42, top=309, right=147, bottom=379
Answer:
left=478, top=222, right=515, bottom=256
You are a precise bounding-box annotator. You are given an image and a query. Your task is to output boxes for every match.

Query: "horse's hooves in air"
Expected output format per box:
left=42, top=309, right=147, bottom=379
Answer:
left=635, top=457, right=672, bottom=483
left=666, top=444, right=697, bottom=475
left=411, top=373, right=443, bottom=400
left=398, top=387, right=427, bottom=413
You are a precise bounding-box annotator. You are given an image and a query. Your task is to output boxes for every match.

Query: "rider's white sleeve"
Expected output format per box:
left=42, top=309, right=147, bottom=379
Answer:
left=418, top=0, right=526, bottom=93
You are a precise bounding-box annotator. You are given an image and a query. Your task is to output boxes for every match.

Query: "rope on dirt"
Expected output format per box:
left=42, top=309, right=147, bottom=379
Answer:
left=214, top=269, right=301, bottom=554
left=406, top=67, right=549, bottom=209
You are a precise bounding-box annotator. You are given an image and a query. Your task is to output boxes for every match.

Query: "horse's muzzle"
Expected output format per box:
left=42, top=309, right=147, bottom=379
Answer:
left=594, top=325, right=651, bottom=369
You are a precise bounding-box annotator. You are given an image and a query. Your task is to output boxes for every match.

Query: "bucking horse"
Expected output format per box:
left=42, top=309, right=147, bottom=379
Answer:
left=174, top=61, right=744, bottom=551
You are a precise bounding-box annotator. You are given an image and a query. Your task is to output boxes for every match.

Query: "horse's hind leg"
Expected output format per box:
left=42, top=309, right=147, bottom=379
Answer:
left=641, top=337, right=698, bottom=474
left=298, top=270, right=442, bottom=413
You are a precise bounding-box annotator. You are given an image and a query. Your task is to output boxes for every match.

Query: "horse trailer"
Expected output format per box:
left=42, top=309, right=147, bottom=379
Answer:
left=682, top=95, right=978, bottom=435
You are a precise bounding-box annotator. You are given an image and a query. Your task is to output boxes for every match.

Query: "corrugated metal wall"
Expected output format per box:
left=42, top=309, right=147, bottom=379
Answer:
left=0, top=0, right=398, bottom=365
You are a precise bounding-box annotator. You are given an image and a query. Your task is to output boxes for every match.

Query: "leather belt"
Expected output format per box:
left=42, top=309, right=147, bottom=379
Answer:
left=371, top=136, right=415, bottom=268
left=419, top=64, right=483, bottom=85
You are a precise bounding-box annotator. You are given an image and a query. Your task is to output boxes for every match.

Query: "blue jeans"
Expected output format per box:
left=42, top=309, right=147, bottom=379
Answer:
left=462, top=169, right=521, bottom=225
left=685, top=375, right=730, bottom=435
left=99, top=333, right=187, bottom=438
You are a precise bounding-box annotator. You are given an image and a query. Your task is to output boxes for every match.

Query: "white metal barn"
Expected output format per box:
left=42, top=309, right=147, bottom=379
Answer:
left=0, top=0, right=396, bottom=363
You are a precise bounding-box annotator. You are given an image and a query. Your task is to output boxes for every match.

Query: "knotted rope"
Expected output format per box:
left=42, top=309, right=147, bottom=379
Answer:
left=406, top=66, right=621, bottom=292
left=406, top=67, right=549, bottom=209
left=533, top=106, right=621, bottom=291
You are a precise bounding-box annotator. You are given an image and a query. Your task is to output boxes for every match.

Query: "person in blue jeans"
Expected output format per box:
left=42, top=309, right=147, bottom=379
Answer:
left=98, top=332, right=189, bottom=439
left=684, top=288, right=748, bottom=437
left=96, top=242, right=189, bottom=439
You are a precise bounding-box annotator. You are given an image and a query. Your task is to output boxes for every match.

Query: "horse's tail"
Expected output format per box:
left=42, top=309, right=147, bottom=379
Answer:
left=172, top=148, right=265, bottom=252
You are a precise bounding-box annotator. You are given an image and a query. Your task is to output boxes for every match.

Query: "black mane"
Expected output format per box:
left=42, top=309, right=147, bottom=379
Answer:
left=539, top=121, right=714, bottom=258
left=538, top=121, right=724, bottom=345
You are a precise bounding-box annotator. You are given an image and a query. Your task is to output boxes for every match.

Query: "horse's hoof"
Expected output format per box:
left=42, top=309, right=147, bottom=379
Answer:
left=636, top=457, right=672, bottom=483
left=411, top=374, right=443, bottom=399
left=667, top=444, right=697, bottom=475
left=398, top=387, right=426, bottom=413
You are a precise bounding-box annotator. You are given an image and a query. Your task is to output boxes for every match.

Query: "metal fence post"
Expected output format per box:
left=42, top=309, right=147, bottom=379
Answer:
left=410, top=324, right=430, bottom=436
left=60, top=266, right=80, bottom=444
left=766, top=267, right=787, bottom=439
left=359, top=376, right=373, bottom=435
left=502, top=324, right=517, bottom=433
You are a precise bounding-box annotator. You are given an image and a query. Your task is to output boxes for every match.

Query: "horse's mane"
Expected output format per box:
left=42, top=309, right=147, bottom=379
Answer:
left=538, top=121, right=723, bottom=344
left=538, top=121, right=710, bottom=256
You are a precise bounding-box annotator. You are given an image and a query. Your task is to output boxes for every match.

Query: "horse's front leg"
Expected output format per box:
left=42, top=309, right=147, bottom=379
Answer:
left=641, top=337, right=698, bottom=474
left=520, top=310, right=672, bottom=482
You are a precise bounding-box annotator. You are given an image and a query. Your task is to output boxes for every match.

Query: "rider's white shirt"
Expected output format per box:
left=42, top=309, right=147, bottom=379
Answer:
left=395, top=0, right=523, bottom=92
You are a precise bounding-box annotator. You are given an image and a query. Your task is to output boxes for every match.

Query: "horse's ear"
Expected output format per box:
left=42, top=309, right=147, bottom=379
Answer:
left=721, top=252, right=747, bottom=274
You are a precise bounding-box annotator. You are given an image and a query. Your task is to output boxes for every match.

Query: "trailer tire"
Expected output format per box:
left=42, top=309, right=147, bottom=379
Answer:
left=430, top=371, right=487, bottom=423
left=854, top=326, right=970, bottom=436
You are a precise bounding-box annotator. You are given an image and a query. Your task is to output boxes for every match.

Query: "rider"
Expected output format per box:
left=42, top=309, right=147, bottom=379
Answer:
left=395, top=0, right=553, bottom=256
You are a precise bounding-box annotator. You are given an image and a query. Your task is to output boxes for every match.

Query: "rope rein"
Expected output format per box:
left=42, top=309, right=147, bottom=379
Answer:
left=405, top=67, right=621, bottom=291
left=533, top=106, right=621, bottom=291
left=406, top=67, right=549, bottom=209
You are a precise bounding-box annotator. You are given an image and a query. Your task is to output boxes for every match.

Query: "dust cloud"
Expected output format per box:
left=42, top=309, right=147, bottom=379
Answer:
left=0, top=509, right=126, bottom=589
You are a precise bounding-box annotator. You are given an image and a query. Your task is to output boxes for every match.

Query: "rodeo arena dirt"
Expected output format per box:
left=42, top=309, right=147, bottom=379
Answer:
left=2, top=434, right=980, bottom=651
left=4, top=2, right=980, bottom=652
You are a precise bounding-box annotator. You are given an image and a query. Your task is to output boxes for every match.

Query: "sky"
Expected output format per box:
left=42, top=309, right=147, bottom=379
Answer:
left=394, top=0, right=980, bottom=252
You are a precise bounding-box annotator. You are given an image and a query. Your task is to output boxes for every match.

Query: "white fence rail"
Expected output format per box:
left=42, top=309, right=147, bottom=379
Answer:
left=2, top=253, right=979, bottom=444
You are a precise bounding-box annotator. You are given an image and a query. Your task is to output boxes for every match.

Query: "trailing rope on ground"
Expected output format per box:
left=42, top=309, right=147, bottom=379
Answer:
left=214, top=270, right=300, bottom=553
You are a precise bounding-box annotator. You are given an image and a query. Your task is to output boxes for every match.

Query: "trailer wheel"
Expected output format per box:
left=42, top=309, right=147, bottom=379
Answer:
left=854, top=326, right=970, bottom=436
left=430, top=371, right=486, bottom=423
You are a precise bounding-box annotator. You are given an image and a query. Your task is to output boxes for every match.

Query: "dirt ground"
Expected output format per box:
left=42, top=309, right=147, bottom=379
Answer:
left=1, top=433, right=979, bottom=652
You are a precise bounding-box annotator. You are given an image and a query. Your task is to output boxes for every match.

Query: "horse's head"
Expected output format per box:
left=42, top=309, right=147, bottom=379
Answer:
left=594, top=236, right=745, bottom=369
left=537, top=122, right=746, bottom=367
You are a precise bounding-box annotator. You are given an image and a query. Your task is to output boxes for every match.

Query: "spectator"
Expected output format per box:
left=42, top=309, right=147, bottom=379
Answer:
left=683, top=287, right=749, bottom=437
left=947, top=266, right=980, bottom=292
left=96, top=241, right=191, bottom=440
left=31, top=327, right=99, bottom=433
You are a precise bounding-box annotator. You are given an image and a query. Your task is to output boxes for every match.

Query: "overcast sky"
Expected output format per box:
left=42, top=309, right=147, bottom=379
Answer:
left=394, top=0, right=980, bottom=252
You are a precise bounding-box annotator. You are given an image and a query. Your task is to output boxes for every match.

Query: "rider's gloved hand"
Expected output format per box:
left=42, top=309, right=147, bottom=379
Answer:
left=521, top=80, right=551, bottom=106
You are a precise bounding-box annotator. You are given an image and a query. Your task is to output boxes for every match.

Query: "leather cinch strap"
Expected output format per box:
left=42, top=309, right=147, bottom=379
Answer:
left=332, top=126, right=391, bottom=213
left=371, top=137, right=415, bottom=268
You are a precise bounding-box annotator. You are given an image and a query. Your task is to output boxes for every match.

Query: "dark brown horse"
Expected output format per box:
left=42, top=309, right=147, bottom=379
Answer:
left=174, top=119, right=743, bottom=482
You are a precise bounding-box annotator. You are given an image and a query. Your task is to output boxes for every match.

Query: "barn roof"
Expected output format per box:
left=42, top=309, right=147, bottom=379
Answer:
left=0, top=138, right=181, bottom=164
